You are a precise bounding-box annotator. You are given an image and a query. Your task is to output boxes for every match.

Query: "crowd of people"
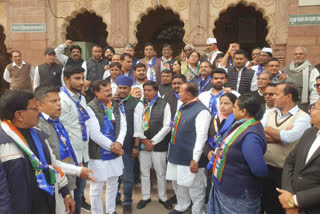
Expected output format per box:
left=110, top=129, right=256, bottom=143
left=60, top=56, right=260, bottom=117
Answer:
left=1, top=37, right=320, bottom=214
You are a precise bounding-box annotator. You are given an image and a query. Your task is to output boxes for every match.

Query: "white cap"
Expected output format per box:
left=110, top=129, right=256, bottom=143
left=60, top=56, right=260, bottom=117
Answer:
left=206, top=38, right=217, bottom=44
left=261, top=47, right=272, bottom=54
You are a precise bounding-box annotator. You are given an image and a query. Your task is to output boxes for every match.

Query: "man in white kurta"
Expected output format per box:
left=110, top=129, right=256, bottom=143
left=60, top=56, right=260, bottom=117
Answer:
left=86, top=80, right=127, bottom=214
left=167, top=83, right=211, bottom=214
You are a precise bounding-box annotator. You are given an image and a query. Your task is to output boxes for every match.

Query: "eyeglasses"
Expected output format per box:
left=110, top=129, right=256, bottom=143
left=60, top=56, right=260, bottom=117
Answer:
left=314, top=84, right=320, bottom=88
left=310, top=105, right=320, bottom=112
left=263, top=93, right=274, bottom=97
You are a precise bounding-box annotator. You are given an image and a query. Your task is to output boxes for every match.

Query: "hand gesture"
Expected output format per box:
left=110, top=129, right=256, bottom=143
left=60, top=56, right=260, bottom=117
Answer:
left=65, top=40, right=73, bottom=46
left=80, top=167, right=96, bottom=182
left=276, top=188, right=294, bottom=209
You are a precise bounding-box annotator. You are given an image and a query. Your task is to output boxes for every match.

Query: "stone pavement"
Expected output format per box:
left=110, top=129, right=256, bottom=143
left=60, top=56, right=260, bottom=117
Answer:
left=81, top=181, right=182, bottom=214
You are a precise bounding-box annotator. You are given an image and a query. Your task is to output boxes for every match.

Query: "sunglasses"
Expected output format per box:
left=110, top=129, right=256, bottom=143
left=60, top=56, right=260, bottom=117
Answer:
left=314, top=84, right=320, bottom=88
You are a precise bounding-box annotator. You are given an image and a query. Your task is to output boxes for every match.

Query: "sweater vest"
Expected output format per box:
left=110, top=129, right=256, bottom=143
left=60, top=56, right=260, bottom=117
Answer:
left=86, top=58, right=109, bottom=82
left=226, top=67, right=255, bottom=94
left=168, top=100, right=208, bottom=167
left=213, top=122, right=267, bottom=198
left=122, top=97, right=140, bottom=152
left=38, top=63, right=63, bottom=87
left=164, top=91, right=178, bottom=120
left=65, top=57, right=84, bottom=68
left=37, top=118, right=76, bottom=191
left=264, top=108, right=307, bottom=168
left=144, top=97, right=170, bottom=152
left=7, top=63, right=32, bottom=89
left=87, top=97, right=121, bottom=159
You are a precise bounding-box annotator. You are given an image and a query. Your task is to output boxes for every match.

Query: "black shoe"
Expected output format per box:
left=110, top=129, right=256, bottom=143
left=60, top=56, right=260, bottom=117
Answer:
left=159, top=199, right=173, bottom=210
left=168, top=210, right=184, bottom=214
left=168, top=195, right=177, bottom=204
left=136, top=198, right=151, bottom=209
left=81, top=200, right=91, bottom=211
left=123, top=204, right=132, bottom=214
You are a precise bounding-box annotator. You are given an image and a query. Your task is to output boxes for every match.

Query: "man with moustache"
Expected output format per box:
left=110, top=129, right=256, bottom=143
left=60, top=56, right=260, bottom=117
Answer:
left=184, top=44, right=195, bottom=60
left=133, top=63, right=148, bottom=91
left=261, top=82, right=311, bottom=214
left=218, top=43, right=240, bottom=68
left=164, top=74, right=187, bottom=120
left=198, top=68, right=239, bottom=117
left=124, top=44, right=139, bottom=73
left=166, top=83, right=211, bottom=214
left=137, top=81, right=172, bottom=210
left=35, top=85, right=97, bottom=213
left=251, top=47, right=273, bottom=76
left=205, top=38, right=222, bottom=65
left=0, top=90, right=70, bottom=214
left=197, top=60, right=213, bottom=93
left=86, top=45, right=110, bottom=82
left=158, top=69, right=173, bottom=97
left=33, top=48, right=63, bottom=89
left=120, top=53, right=134, bottom=77
left=265, top=58, right=289, bottom=83
left=161, top=44, right=174, bottom=72
left=86, top=79, right=126, bottom=214
left=277, top=99, right=320, bottom=214
left=103, top=46, right=115, bottom=62
left=315, top=76, right=320, bottom=96
left=138, top=43, right=162, bottom=85
left=251, top=72, right=273, bottom=104
left=55, top=40, right=87, bottom=84
left=59, top=66, right=91, bottom=213
left=263, top=83, right=277, bottom=116
left=115, top=76, right=145, bottom=214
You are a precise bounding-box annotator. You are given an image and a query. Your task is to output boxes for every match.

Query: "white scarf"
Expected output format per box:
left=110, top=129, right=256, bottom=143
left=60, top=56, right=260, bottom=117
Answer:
left=289, top=60, right=312, bottom=104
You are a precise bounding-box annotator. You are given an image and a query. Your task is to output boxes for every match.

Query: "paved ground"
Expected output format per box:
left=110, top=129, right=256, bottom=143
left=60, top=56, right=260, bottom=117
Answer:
left=81, top=181, right=179, bottom=214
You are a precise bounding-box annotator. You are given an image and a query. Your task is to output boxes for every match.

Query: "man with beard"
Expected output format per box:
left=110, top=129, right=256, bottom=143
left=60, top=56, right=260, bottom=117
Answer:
left=138, top=43, right=161, bottom=85
left=197, top=60, right=213, bottom=93
left=121, top=53, right=134, bottom=77
left=161, top=44, right=174, bottom=72
left=86, top=80, right=126, bottom=214
left=164, top=74, right=187, bottom=120
left=282, top=46, right=320, bottom=109
left=225, top=49, right=258, bottom=94
left=218, top=43, right=240, bottom=68
left=103, top=45, right=115, bottom=63
left=251, top=47, right=272, bottom=76
left=158, top=69, right=173, bottom=97
left=205, top=38, right=222, bottom=65
left=55, top=40, right=87, bottom=85
left=198, top=68, right=239, bottom=117
left=59, top=66, right=91, bottom=213
left=115, top=76, right=145, bottom=214
left=133, top=63, right=148, bottom=91
left=86, top=45, right=110, bottom=82
left=124, top=44, right=139, bottom=73
left=33, top=48, right=63, bottom=89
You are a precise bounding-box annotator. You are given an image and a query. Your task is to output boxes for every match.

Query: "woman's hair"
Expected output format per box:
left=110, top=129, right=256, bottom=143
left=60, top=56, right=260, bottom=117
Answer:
left=173, top=59, right=181, bottom=66
left=220, top=93, right=237, bottom=105
left=237, top=93, right=265, bottom=120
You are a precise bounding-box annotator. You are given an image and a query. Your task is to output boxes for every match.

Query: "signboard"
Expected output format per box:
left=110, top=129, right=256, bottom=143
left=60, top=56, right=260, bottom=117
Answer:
left=11, top=23, right=46, bottom=32
left=289, top=14, right=320, bottom=25
left=299, top=0, right=320, bottom=6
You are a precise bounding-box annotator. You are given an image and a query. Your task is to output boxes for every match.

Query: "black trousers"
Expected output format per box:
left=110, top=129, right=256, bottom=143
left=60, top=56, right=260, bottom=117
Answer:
left=261, top=165, right=285, bottom=214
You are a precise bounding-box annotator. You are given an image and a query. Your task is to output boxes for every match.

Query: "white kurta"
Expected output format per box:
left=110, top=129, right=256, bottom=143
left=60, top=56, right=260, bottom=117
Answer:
left=87, top=106, right=127, bottom=181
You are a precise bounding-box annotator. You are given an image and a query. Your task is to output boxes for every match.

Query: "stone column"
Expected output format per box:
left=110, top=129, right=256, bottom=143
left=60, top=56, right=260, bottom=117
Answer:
left=110, top=0, right=129, bottom=49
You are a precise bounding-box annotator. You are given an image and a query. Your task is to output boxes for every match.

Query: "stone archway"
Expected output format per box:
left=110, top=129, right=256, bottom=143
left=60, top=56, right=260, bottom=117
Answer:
left=213, top=3, right=269, bottom=56
left=0, top=25, right=11, bottom=95
left=134, top=6, right=186, bottom=59
left=65, top=10, right=108, bottom=47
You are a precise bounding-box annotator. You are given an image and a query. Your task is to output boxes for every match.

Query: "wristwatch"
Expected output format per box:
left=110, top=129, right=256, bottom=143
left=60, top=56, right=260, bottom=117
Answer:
left=288, top=194, right=295, bottom=208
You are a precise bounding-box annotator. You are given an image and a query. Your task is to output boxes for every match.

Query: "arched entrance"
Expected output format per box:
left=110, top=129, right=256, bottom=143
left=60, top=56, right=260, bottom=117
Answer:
left=66, top=11, right=108, bottom=47
left=0, top=25, right=11, bottom=95
left=135, top=7, right=185, bottom=59
left=213, top=3, right=269, bottom=58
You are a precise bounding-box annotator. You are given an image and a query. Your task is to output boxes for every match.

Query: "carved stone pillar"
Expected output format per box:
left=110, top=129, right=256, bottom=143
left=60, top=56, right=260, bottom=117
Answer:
left=188, top=0, right=210, bottom=47
left=110, top=0, right=129, bottom=48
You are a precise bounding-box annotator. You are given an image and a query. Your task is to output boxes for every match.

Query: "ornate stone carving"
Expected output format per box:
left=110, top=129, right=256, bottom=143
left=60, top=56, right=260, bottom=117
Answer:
left=96, top=0, right=111, bottom=13
left=57, top=2, right=73, bottom=17
left=130, top=0, right=145, bottom=12
left=259, top=0, right=274, bottom=7
left=212, top=0, right=225, bottom=9
left=75, top=0, right=92, bottom=9
left=190, top=24, right=207, bottom=45
left=175, top=0, right=188, bottom=11
left=152, top=0, right=168, bottom=7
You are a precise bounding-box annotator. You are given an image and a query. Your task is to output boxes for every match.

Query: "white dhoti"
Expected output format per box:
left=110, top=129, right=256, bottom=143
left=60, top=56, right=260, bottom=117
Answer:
left=139, top=151, right=168, bottom=201
left=89, top=157, right=123, bottom=214
left=167, top=162, right=207, bottom=214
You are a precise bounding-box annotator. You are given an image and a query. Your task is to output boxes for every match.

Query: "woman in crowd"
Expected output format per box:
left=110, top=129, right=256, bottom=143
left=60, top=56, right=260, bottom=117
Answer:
left=172, top=59, right=182, bottom=75
left=204, top=93, right=237, bottom=203
left=207, top=93, right=267, bottom=214
left=181, top=51, right=201, bottom=82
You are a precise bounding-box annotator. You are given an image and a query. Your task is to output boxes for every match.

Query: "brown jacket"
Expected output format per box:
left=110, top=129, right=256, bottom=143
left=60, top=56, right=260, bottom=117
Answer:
left=138, top=57, right=161, bottom=85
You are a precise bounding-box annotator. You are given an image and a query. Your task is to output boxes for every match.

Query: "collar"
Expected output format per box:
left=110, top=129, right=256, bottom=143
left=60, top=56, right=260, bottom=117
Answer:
left=66, top=87, right=81, bottom=100
left=275, top=105, right=299, bottom=117
left=258, top=89, right=264, bottom=96
left=92, top=57, right=103, bottom=62
left=41, top=112, right=57, bottom=121
left=235, top=67, right=244, bottom=72
left=13, top=61, right=26, bottom=67
left=211, top=89, right=223, bottom=96
left=183, top=97, right=198, bottom=105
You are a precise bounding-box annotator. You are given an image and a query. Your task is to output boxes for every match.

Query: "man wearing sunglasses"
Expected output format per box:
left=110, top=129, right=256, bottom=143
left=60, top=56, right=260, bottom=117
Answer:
left=315, top=76, right=320, bottom=96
